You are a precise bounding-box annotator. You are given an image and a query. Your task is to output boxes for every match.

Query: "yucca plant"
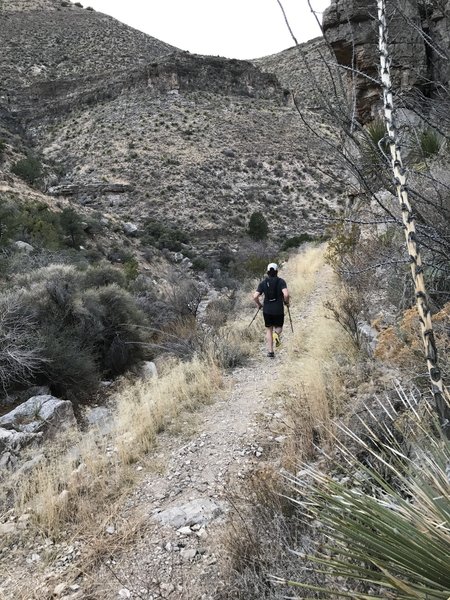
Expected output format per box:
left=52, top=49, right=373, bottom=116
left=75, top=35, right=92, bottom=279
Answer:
left=410, top=128, right=445, bottom=167
left=418, top=128, right=444, bottom=159
left=274, top=390, right=450, bottom=599
left=360, top=118, right=390, bottom=184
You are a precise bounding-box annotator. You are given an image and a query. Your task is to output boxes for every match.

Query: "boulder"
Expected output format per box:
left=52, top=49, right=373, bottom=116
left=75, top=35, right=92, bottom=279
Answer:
left=358, top=321, right=378, bottom=355
left=140, top=361, right=158, bottom=380
left=14, top=240, right=34, bottom=253
left=181, top=257, right=193, bottom=269
left=123, top=222, right=138, bottom=236
left=0, top=395, right=76, bottom=437
left=0, top=426, right=41, bottom=453
left=14, top=453, right=45, bottom=477
left=153, top=498, right=223, bottom=528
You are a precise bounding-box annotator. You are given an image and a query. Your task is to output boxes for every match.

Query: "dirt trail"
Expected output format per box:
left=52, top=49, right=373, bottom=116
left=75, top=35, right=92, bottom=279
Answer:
left=81, top=247, right=337, bottom=599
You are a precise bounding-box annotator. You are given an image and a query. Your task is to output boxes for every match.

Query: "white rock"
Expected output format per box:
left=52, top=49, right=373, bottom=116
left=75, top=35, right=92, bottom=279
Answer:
left=17, top=454, right=46, bottom=477
left=0, top=522, right=17, bottom=535
left=118, top=589, right=131, bottom=598
left=177, top=526, right=192, bottom=536
left=196, top=527, right=208, bottom=539
left=0, top=395, right=76, bottom=437
left=14, top=240, right=34, bottom=253
left=56, top=489, right=69, bottom=508
left=160, top=582, right=175, bottom=597
left=153, top=498, right=223, bottom=528
left=123, top=222, right=138, bottom=236
left=85, top=406, right=112, bottom=434
left=54, top=583, right=67, bottom=596
left=180, top=548, right=197, bottom=561
left=140, top=361, right=158, bottom=380
left=106, top=525, right=115, bottom=535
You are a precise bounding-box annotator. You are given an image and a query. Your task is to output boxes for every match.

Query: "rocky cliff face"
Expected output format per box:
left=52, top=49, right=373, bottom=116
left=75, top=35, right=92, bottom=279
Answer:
left=9, top=53, right=285, bottom=123
left=323, top=0, right=449, bottom=121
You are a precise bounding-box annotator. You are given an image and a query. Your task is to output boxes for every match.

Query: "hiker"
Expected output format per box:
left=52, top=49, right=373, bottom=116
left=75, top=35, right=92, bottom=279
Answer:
left=253, top=262, right=290, bottom=358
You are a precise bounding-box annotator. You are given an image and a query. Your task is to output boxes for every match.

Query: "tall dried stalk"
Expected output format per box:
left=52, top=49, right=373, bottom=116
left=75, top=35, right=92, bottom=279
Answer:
left=377, top=0, right=450, bottom=438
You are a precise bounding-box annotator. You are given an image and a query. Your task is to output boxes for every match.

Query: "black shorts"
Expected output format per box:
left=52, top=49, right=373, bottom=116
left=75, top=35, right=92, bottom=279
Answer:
left=263, top=312, right=284, bottom=328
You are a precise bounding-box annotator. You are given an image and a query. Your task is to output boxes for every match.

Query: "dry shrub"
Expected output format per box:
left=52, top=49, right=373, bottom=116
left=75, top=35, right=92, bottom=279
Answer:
left=375, top=302, right=450, bottom=380
left=220, top=465, right=305, bottom=600
left=203, top=296, right=234, bottom=328
left=0, top=264, right=149, bottom=402
left=202, top=320, right=259, bottom=369
left=324, top=285, right=365, bottom=349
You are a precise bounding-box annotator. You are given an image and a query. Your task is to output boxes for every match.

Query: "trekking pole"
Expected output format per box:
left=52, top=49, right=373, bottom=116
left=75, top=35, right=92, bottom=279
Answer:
left=248, top=306, right=261, bottom=327
left=287, top=305, right=294, bottom=333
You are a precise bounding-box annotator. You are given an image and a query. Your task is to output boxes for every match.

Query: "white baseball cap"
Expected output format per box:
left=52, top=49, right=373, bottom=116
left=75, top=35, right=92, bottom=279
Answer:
left=267, top=262, right=278, bottom=272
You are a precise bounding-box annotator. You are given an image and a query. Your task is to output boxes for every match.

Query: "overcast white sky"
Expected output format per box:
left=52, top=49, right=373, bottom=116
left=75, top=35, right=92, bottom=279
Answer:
left=85, top=0, right=330, bottom=59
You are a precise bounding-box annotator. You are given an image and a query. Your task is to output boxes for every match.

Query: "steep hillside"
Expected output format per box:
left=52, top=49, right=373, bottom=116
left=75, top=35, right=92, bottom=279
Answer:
left=254, top=37, right=336, bottom=106
left=0, top=1, right=177, bottom=92
left=0, top=1, right=346, bottom=252
left=34, top=77, right=343, bottom=244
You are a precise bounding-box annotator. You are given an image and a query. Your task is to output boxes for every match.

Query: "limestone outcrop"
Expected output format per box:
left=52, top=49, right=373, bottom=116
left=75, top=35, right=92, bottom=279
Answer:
left=323, top=0, right=449, bottom=121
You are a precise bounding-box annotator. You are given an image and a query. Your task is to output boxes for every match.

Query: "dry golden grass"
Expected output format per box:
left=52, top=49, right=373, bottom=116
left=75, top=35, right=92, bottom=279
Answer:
left=9, top=302, right=262, bottom=545
left=115, top=356, right=222, bottom=464
left=218, top=246, right=360, bottom=600
left=11, top=356, right=224, bottom=541
left=274, top=246, right=356, bottom=463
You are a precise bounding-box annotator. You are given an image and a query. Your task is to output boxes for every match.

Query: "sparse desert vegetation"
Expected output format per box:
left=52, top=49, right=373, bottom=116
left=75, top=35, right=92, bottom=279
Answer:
left=0, top=0, right=449, bottom=598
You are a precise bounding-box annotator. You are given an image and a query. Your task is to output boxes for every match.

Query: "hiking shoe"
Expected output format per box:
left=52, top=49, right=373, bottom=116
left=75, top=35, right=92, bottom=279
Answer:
left=267, top=351, right=275, bottom=358
left=273, top=332, right=281, bottom=348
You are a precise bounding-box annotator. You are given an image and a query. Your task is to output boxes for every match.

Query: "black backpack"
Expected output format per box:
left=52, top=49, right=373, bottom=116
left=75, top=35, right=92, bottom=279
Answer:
left=265, top=277, right=281, bottom=302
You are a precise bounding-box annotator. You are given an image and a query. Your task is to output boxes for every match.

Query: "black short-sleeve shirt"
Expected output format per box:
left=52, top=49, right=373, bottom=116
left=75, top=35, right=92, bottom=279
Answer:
left=256, top=277, right=287, bottom=315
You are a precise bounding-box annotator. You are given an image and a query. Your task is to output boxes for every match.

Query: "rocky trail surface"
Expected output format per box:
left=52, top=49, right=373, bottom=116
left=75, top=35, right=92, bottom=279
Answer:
left=0, top=247, right=336, bottom=600
left=82, top=248, right=336, bottom=600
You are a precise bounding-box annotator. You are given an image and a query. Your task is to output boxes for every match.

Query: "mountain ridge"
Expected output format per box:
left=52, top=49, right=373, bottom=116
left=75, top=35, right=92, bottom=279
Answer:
left=0, top=0, right=344, bottom=255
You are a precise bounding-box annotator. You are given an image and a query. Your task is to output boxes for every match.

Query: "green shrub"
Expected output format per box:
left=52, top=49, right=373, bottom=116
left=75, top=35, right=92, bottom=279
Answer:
left=241, top=255, right=268, bottom=277
left=83, top=263, right=127, bottom=289
left=123, top=255, right=139, bottom=281
left=11, top=156, right=43, bottom=185
left=191, top=257, right=208, bottom=271
left=0, top=199, right=18, bottom=246
left=20, top=203, right=62, bottom=249
left=1, top=264, right=149, bottom=402
left=0, top=139, right=6, bottom=160
left=0, top=198, right=93, bottom=252
left=248, top=211, right=269, bottom=240
left=59, top=207, right=86, bottom=248
left=282, top=233, right=316, bottom=250
left=141, top=219, right=190, bottom=252
left=361, top=118, right=389, bottom=181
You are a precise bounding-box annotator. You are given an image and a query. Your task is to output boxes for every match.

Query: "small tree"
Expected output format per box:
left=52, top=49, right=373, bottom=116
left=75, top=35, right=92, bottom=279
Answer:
left=0, top=139, right=6, bottom=161
left=59, top=207, right=85, bottom=248
left=248, top=211, right=269, bottom=240
left=11, top=156, right=43, bottom=185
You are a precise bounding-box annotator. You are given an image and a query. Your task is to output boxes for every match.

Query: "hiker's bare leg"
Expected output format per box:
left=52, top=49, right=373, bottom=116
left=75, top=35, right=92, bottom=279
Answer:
left=266, top=326, right=274, bottom=352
